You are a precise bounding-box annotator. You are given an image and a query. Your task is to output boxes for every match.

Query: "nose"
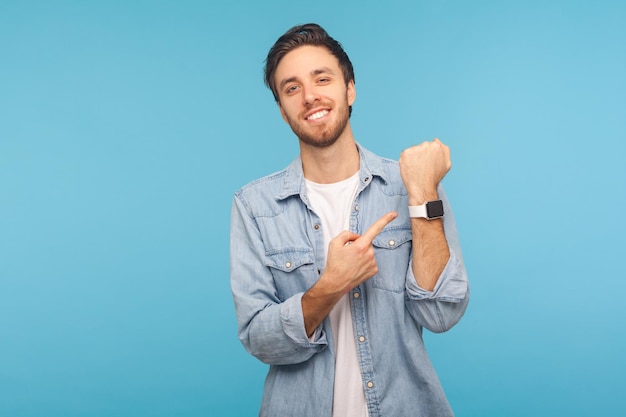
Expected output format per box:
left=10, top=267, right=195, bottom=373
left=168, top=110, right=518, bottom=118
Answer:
left=302, top=83, right=320, bottom=105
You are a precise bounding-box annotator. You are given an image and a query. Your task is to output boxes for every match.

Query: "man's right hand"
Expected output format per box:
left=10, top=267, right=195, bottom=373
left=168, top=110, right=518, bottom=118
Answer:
left=322, top=211, right=398, bottom=294
left=302, top=211, right=398, bottom=337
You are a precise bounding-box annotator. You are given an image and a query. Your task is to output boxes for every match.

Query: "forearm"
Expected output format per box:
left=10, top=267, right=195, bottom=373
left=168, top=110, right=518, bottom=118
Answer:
left=301, top=274, right=345, bottom=337
left=408, top=188, right=449, bottom=290
left=410, top=217, right=450, bottom=290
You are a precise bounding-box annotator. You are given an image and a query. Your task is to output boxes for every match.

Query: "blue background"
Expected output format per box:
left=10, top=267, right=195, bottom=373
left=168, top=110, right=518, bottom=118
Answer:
left=1, top=1, right=625, bottom=416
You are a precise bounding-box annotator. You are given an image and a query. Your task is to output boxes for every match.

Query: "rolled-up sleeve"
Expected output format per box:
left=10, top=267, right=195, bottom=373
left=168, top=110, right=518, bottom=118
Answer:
left=230, top=195, right=328, bottom=365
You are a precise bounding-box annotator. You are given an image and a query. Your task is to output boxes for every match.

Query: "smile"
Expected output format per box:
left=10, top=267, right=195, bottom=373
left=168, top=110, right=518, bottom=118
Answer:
left=306, top=109, right=329, bottom=121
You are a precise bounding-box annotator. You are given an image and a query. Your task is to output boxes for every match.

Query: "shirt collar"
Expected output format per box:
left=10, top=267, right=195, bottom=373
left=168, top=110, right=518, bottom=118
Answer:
left=275, top=142, right=390, bottom=201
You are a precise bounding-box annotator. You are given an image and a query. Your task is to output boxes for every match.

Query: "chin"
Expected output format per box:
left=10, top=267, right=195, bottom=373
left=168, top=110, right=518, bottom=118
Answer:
left=298, top=132, right=341, bottom=148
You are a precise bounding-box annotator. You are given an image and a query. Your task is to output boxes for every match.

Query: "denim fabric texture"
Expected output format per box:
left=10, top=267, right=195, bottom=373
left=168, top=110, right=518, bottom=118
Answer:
left=230, top=144, right=470, bottom=417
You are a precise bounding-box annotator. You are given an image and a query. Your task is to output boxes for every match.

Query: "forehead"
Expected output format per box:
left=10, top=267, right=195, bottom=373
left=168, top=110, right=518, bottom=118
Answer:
left=274, top=45, right=340, bottom=84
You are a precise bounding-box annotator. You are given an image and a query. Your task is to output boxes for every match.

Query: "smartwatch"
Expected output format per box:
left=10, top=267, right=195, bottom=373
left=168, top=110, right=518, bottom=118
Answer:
left=408, top=200, right=444, bottom=220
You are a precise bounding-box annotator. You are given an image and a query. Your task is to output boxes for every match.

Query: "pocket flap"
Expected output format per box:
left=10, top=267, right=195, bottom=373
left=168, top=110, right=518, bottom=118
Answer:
left=372, top=228, right=412, bottom=249
left=265, top=249, right=314, bottom=272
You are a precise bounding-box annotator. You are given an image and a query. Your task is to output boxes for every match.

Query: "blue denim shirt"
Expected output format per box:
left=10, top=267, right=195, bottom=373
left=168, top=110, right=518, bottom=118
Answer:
left=230, top=144, right=469, bottom=417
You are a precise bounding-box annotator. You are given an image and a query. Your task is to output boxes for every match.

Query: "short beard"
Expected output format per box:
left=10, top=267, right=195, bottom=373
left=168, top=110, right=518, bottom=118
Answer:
left=287, top=101, right=351, bottom=149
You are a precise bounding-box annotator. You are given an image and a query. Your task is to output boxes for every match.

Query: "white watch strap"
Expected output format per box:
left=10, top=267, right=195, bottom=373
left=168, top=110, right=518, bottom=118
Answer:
left=408, top=204, right=428, bottom=218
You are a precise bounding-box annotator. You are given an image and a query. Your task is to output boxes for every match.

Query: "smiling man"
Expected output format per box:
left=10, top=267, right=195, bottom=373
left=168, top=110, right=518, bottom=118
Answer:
left=230, top=23, right=469, bottom=417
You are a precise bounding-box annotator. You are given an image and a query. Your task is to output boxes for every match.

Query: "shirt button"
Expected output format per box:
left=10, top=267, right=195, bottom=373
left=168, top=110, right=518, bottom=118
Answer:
left=359, top=336, right=365, bottom=343
left=367, top=381, right=374, bottom=389
left=353, top=292, right=360, bottom=299
left=388, top=240, right=395, bottom=247
left=285, top=262, right=292, bottom=268
left=314, top=224, right=320, bottom=230
left=364, top=177, right=369, bottom=182
left=354, top=204, right=359, bottom=211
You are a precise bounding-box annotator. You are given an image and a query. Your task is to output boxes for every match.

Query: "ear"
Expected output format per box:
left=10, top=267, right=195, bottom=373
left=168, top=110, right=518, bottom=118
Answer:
left=347, top=80, right=356, bottom=106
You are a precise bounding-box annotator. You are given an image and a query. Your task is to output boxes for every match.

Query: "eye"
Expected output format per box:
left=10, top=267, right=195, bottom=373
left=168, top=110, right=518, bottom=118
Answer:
left=317, top=77, right=330, bottom=84
left=285, top=85, right=299, bottom=94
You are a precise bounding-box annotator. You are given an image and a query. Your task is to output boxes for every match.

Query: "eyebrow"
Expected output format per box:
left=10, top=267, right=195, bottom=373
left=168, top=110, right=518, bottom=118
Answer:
left=279, top=66, right=336, bottom=91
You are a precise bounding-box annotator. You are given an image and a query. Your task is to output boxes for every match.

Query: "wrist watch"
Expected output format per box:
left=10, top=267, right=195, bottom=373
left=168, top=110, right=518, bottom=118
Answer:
left=408, top=200, right=444, bottom=220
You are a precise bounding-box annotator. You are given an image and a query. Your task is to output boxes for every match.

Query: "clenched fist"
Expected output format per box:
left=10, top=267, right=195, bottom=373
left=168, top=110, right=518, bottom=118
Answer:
left=399, top=138, right=451, bottom=205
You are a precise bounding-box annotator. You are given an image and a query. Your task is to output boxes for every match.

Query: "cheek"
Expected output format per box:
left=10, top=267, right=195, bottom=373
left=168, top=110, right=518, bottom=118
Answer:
left=279, top=102, right=300, bottom=123
left=279, top=106, right=288, bottom=123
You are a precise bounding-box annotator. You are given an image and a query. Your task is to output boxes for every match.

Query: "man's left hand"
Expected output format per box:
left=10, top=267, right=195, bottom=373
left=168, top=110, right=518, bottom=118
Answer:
left=399, top=138, right=451, bottom=205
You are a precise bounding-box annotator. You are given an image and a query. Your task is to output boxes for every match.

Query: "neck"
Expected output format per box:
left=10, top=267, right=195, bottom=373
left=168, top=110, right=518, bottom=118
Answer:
left=299, top=125, right=359, bottom=184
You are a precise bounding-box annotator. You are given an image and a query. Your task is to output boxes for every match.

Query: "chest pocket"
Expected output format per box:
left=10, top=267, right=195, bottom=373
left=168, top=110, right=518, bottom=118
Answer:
left=265, top=249, right=316, bottom=301
left=371, top=227, right=412, bottom=293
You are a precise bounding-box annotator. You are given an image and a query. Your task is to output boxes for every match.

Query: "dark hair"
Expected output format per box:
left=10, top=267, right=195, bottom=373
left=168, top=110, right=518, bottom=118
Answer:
left=264, top=23, right=355, bottom=103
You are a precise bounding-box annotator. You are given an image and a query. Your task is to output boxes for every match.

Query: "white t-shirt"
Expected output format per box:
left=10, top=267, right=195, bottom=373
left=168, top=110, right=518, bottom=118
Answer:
left=305, top=172, right=369, bottom=417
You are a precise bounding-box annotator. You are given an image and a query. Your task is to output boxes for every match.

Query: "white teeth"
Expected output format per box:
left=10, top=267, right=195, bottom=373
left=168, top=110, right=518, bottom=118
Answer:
left=307, top=110, right=328, bottom=120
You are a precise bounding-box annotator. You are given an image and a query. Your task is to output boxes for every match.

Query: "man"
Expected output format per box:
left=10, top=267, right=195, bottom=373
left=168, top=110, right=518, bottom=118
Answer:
left=230, top=23, right=469, bottom=417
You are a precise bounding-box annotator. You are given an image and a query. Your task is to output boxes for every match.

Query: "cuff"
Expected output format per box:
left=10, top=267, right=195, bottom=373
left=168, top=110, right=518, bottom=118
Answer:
left=280, top=292, right=328, bottom=346
left=406, top=250, right=468, bottom=302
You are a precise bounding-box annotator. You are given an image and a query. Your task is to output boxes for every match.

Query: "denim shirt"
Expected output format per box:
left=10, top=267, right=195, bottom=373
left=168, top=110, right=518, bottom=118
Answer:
left=230, top=144, right=469, bottom=417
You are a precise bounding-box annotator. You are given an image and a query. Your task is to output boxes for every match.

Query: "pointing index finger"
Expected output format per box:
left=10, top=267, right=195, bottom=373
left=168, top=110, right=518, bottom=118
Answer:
left=360, top=212, right=398, bottom=244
